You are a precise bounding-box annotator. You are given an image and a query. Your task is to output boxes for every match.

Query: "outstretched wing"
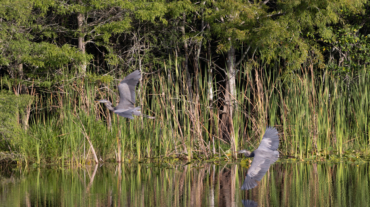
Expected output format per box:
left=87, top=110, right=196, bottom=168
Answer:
left=241, top=152, right=273, bottom=190
left=116, top=70, right=141, bottom=110
left=257, top=127, right=279, bottom=151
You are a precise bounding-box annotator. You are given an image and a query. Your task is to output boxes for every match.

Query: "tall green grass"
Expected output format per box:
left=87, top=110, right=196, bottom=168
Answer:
left=2, top=59, right=370, bottom=163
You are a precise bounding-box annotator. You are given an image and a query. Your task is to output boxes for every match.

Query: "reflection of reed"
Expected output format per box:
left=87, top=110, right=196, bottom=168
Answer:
left=218, top=164, right=237, bottom=207
left=85, top=164, right=98, bottom=193
left=177, top=165, right=188, bottom=205
left=209, top=165, right=215, bottom=207
left=2, top=163, right=370, bottom=206
left=25, top=192, right=30, bottom=207
left=117, top=163, right=122, bottom=207
left=74, top=164, right=99, bottom=206
left=126, top=163, right=243, bottom=207
left=311, top=163, right=318, bottom=207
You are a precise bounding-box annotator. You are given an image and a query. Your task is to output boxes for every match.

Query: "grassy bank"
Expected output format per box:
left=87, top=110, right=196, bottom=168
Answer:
left=1, top=62, right=370, bottom=165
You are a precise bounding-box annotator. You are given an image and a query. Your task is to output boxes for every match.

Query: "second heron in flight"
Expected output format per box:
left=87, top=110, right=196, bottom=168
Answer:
left=96, top=70, right=154, bottom=119
left=238, top=127, right=279, bottom=190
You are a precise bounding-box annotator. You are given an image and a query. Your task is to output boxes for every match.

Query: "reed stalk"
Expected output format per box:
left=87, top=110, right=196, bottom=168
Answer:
left=2, top=58, right=370, bottom=164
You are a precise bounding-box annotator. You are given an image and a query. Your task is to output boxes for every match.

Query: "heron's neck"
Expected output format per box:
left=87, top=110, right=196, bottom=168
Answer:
left=104, top=102, right=115, bottom=111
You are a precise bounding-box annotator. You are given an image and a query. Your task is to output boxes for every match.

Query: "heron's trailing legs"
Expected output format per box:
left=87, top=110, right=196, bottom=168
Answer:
left=141, top=114, right=155, bottom=119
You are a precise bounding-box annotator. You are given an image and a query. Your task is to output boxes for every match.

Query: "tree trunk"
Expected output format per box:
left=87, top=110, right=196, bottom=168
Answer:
left=181, top=12, right=194, bottom=159
left=208, top=63, right=215, bottom=153
left=18, top=63, right=24, bottom=80
left=221, top=44, right=237, bottom=158
left=77, top=12, right=86, bottom=73
left=205, top=21, right=216, bottom=154
left=227, top=45, right=237, bottom=115
left=181, top=13, right=192, bottom=99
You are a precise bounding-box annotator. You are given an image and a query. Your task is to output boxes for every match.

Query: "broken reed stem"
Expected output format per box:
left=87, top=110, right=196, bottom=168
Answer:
left=76, top=114, right=99, bottom=164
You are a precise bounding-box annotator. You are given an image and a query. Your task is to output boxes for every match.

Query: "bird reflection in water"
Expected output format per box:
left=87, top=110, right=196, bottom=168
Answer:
left=242, top=199, right=258, bottom=207
left=238, top=127, right=279, bottom=190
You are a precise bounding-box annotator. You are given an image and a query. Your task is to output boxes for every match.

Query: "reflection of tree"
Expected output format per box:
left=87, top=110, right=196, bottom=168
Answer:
left=218, top=164, right=237, bottom=207
left=3, top=163, right=369, bottom=206
left=177, top=165, right=188, bottom=205
left=209, top=165, right=216, bottom=207
left=190, top=166, right=206, bottom=207
left=0, top=163, right=242, bottom=206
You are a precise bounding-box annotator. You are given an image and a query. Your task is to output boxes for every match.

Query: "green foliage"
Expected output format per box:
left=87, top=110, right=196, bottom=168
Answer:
left=257, top=0, right=365, bottom=71
left=2, top=0, right=370, bottom=164
left=96, top=18, right=132, bottom=43
left=205, top=0, right=260, bottom=52
left=199, top=0, right=366, bottom=73
left=0, top=0, right=90, bottom=74
left=86, top=73, right=114, bottom=84
left=22, top=43, right=90, bottom=69
left=135, top=2, right=168, bottom=24
left=0, top=91, right=33, bottom=152
left=0, top=0, right=34, bottom=23
left=322, top=22, right=370, bottom=74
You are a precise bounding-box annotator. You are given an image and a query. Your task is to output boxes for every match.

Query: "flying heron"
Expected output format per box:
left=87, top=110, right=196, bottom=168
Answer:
left=96, top=70, right=154, bottom=119
left=238, top=127, right=279, bottom=190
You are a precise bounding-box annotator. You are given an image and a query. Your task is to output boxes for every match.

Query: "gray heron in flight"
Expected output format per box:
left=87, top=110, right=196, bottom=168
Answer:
left=96, top=70, right=154, bottom=119
left=238, top=127, right=279, bottom=190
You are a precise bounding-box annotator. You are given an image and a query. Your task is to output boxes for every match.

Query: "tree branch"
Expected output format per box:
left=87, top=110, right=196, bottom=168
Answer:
left=236, top=45, right=251, bottom=67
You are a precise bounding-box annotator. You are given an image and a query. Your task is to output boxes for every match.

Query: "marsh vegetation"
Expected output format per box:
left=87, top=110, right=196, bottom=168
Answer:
left=1, top=1, right=370, bottom=164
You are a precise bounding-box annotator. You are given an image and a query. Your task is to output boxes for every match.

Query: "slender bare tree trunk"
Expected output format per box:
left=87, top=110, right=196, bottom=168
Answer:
left=221, top=44, right=237, bottom=158
left=206, top=24, right=216, bottom=155
left=16, top=62, right=32, bottom=130
left=181, top=13, right=192, bottom=99
left=18, top=63, right=24, bottom=79
left=227, top=45, right=237, bottom=115
left=228, top=45, right=237, bottom=158
left=77, top=12, right=86, bottom=73
left=23, top=86, right=34, bottom=131
left=181, top=13, right=194, bottom=159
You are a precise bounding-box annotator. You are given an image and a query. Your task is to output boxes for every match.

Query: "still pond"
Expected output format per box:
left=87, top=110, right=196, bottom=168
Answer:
left=0, top=162, right=369, bottom=206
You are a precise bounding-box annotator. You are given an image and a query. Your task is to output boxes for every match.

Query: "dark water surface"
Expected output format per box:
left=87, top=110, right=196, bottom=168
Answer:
left=0, top=162, right=369, bottom=206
